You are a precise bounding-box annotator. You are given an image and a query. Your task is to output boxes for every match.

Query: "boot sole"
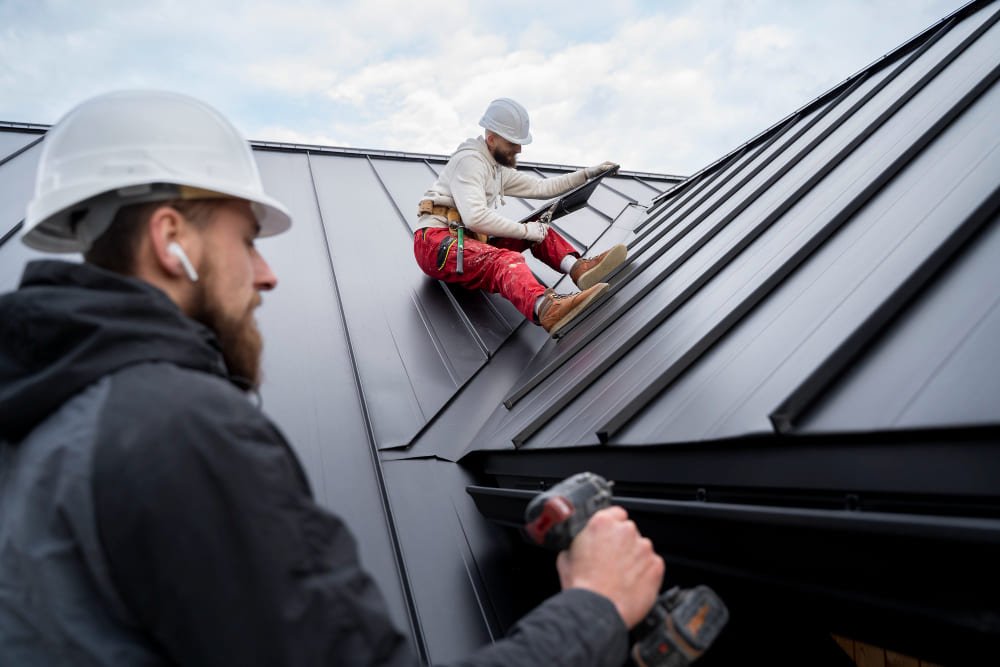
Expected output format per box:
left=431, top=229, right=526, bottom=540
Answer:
left=575, top=244, right=627, bottom=290
left=548, top=283, right=609, bottom=337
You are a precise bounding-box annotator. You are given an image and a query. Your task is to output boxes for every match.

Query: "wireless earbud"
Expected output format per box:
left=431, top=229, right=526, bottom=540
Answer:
left=167, top=241, right=199, bottom=282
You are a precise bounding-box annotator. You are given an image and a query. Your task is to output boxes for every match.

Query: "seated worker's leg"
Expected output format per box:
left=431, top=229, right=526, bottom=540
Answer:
left=414, top=227, right=544, bottom=320
left=414, top=228, right=607, bottom=336
left=497, top=229, right=628, bottom=292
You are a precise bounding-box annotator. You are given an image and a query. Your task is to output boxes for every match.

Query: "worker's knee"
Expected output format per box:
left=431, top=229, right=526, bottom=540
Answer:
left=490, top=247, right=527, bottom=266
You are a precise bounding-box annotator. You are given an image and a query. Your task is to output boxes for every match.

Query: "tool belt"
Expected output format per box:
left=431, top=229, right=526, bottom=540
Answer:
left=448, top=228, right=489, bottom=243
left=418, top=199, right=488, bottom=242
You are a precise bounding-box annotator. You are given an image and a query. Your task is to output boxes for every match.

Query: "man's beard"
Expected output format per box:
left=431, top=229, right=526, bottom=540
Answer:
left=190, top=262, right=264, bottom=389
left=491, top=144, right=517, bottom=168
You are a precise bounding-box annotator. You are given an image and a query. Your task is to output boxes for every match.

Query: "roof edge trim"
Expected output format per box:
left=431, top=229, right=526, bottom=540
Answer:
left=252, top=140, right=683, bottom=179
left=0, top=121, right=47, bottom=134
left=0, top=120, right=684, bottom=180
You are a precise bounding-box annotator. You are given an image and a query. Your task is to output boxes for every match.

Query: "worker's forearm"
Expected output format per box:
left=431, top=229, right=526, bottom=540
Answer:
left=461, top=208, right=527, bottom=239
left=502, top=167, right=587, bottom=199
left=449, top=159, right=586, bottom=239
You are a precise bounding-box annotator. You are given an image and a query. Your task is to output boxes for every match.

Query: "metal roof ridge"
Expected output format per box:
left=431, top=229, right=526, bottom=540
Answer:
left=0, top=119, right=683, bottom=179
left=251, top=139, right=683, bottom=179
left=0, top=121, right=48, bottom=133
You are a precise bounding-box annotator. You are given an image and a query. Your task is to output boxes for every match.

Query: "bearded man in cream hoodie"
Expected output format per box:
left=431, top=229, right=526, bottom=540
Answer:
left=413, top=98, right=626, bottom=336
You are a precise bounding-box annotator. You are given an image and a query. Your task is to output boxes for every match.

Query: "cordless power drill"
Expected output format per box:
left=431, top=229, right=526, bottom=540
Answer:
left=523, top=472, right=728, bottom=667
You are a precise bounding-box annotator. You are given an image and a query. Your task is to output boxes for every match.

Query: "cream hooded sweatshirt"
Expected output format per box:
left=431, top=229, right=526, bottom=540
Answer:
left=419, top=137, right=588, bottom=240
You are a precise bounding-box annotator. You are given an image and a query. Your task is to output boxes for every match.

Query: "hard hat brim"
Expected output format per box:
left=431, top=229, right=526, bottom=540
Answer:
left=479, top=119, right=532, bottom=146
left=22, top=178, right=292, bottom=253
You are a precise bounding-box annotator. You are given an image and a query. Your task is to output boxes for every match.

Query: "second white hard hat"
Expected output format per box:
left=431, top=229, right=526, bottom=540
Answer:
left=22, top=90, right=292, bottom=253
left=478, top=98, right=532, bottom=146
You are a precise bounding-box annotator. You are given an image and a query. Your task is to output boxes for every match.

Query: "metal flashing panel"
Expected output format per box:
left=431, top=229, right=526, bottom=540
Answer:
left=381, top=458, right=525, bottom=663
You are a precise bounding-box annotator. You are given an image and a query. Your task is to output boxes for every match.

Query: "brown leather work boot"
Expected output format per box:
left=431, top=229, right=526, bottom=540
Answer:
left=570, top=244, right=627, bottom=290
left=536, top=283, right=609, bottom=336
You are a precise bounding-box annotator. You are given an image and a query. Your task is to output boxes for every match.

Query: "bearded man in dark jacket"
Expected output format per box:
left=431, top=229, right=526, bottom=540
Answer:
left=0, top=91, right=664, bottom=666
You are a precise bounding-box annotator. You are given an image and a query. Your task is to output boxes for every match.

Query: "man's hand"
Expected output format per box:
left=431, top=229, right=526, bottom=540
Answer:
left=522, top=220, right=549, bottom=243
left=556, top=506, right=664, bottom=629
left=585, top=161, right=620, bottom=179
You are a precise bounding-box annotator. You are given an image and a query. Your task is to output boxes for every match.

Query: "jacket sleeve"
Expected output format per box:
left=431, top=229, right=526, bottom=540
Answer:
left=94, top=368, right=627, bottom=667
left=444, top=588, right=628, bottom=667
left=500, top=167, right=587, bottom=199
left=450, top=155, right=589, bottom=239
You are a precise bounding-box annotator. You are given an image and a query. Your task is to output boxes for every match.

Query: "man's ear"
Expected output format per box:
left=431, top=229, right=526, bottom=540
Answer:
left=484, top=131, right=497, bottom=149
left=147, top=204, right=201, bottom=281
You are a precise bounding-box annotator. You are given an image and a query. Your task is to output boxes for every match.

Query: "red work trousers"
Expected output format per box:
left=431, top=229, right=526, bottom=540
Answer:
left=413, top=227, right=578, bottom=321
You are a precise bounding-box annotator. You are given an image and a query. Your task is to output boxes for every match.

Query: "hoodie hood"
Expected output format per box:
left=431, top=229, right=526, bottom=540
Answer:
left=0, top=260, right=228, bottom=440
left=455, top=136, right=497, bottom=167
left=455, top=137, right=507, bottom=207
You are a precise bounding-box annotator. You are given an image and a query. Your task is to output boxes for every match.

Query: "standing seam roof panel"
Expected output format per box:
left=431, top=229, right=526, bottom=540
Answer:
left=465, top=1, right=1000, bottom=451
left=577, top=58, right=1000, bottom=445
left=617, top=86, right=1000, bottom=443
left=253, top=149, right=415, bottom=639
left=368, top=158, right=441, bottom=233
left=500, top=65, right=902, bottom=402
left=308, top=153, right=490, bottom=449
left=796, top=211, right=1000, bottom=433
left=0, top=143, right=42, bottom=243
left=0, top=131, right=40, bottom=165
left=607, top=10, right=1000, bottom=442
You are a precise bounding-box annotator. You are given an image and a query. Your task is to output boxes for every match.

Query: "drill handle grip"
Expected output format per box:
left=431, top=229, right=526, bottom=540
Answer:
left=631, top=586, right=729, bottom=667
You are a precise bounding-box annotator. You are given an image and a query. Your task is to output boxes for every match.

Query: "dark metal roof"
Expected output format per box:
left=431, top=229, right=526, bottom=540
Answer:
left=458, top=1, right=1000, bottom=661
left=465, top=0, right=1000, bottom=453
left=3, top=2, right=999, bottom=660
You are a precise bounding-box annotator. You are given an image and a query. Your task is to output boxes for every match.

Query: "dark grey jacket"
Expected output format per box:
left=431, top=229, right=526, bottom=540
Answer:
left=0, top=260, right=627, bottom=666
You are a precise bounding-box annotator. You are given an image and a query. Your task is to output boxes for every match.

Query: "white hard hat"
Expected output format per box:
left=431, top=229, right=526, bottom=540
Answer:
left=478, top=98, right=532, bottom=146
left=22, top=90, right=292, bottom=253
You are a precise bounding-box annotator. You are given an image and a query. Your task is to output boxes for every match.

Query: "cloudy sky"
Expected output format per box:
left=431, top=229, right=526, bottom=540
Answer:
left=0, top=0, right=971, bottom=174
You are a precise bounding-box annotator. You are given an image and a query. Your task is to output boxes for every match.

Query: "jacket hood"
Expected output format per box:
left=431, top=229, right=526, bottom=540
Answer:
left=455, top=137, right=496, bottom=165
left=0, top=260, right=228, bottom=441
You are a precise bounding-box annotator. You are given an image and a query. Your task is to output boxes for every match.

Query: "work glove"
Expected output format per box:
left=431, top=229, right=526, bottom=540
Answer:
left=522, top=220, right=549, bottom=243
left=585, top=161, right=620, bottom=179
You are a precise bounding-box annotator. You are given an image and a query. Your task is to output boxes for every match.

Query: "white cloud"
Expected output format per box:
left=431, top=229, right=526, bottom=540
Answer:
left=251, top=125, right=345, bottom=148
left=0, top=0, right=971, bottom=173
left=733, top=25, right=796, bottom=59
